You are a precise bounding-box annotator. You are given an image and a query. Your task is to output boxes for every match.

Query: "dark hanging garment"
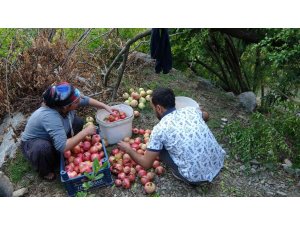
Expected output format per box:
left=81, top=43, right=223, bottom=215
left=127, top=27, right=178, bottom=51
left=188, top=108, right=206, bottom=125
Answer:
left=150, top=28, right=172, bottom=74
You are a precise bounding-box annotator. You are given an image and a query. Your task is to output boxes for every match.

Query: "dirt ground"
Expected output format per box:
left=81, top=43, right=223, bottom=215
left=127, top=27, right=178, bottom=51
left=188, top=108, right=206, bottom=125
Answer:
left=3, top=66, right=300, bottom=197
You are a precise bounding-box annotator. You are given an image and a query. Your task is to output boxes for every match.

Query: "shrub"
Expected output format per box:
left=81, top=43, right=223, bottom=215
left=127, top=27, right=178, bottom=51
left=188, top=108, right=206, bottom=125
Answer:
left=223, top=101, right=300, bottom=167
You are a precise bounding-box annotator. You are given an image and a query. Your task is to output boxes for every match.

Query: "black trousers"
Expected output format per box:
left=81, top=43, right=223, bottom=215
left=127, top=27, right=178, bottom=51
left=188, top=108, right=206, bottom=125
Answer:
left=159, top=148, right=208, bottom=186
left=21, top=116, right=84, bottom=177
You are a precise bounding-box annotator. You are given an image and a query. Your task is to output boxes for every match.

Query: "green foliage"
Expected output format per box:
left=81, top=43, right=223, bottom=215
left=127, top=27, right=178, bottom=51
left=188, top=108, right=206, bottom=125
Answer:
left=223, top=101, right=300, bottom=166
left=4, top=150, right=32, bottom=183
left=76, top=159, right=108, bottom=197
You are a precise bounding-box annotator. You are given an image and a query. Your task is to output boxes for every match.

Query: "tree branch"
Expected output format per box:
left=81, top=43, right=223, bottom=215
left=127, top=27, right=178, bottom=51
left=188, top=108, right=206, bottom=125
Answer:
left=103, top=29, right=151, bottom=87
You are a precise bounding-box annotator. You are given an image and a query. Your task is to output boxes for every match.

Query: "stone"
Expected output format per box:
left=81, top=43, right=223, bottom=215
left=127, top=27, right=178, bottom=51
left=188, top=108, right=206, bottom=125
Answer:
left=225, top=92, right=235, bottom=98
left=0, top=171, right=14, bottom=197
left=250, top=168, right=256, bottom=174
left=295, top=169, right=300, bottom=177
left=240, top=165, right=246, bottom=171
left=0, top=112, right=26, bottom=168
left=250, top=159, right=260, bottom=165
left=238, top=91, right=257, bottom=113
left=13, top=188, right=28, bottom=197
left=283, top=159, right=292, bottom=167
left=221, top=118, right=228, bottom=123
left=276, top=191, right=287, bottom=197
left=283, top=164, right=295, bottom=175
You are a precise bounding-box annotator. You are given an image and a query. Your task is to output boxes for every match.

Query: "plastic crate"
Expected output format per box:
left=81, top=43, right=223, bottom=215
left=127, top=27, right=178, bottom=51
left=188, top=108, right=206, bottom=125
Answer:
left=60, top=138, right=113, bottom=196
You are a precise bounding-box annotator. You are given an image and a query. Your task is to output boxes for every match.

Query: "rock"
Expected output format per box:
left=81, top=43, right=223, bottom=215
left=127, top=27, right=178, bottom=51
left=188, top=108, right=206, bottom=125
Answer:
left=197, top=77, right=214, bottom=90
left=238, top=91, right=257, bottom=113
left=220, top=125, right=225, bottom=128
left=13, top=188, right=28, bottom=197
left=0, top=113, right=26, bottom=168
left=250, top=159, right=260, bottom=165
left=240, top=165, right=246, bottom=171
left=283, top=164, right=295, bottom=175
left=128, top=51, right=155, bottom=65
left=0, top=171, right=14, bottom=197
left=283, top=159, right=293, bottom=167
left=266, top=191, right=274, bottom=196
left=250, top=168, right=256, bottom=174
left=221, top=118, right=228, bottom=123
left=295, top=169, right=300, bottom=177
left=225, top=92, right=235, bottom=98
left=276, top=191, right=287, bottom=197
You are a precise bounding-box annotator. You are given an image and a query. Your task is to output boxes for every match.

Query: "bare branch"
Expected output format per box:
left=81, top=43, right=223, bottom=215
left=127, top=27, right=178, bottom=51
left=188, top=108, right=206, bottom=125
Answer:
left=104, top=29, right=151, bottom=87
left=59, top=28, right=93, bottom=68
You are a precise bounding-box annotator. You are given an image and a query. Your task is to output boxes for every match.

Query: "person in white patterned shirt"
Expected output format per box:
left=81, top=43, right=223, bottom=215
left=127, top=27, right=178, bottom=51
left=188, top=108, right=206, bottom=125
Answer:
left=118, top=88, right=225, bottom=185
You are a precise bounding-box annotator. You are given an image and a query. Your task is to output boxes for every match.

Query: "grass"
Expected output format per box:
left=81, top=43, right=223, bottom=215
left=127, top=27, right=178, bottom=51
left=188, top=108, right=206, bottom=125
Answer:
left=4, top=149, right=32, bottom=183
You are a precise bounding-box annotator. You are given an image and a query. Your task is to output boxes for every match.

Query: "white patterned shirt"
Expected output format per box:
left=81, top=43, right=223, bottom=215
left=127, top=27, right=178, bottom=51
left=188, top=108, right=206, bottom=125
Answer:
left=148, top=107, right=226, bottom=182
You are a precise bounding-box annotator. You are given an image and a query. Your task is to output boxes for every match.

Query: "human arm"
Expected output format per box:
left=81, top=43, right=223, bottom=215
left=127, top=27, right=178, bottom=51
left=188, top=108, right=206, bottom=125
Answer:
left=64, top=124, right=96, bottom=152
left=88, top=98, right=113, bottom=114
left=118, top=141, right=159, bottom=169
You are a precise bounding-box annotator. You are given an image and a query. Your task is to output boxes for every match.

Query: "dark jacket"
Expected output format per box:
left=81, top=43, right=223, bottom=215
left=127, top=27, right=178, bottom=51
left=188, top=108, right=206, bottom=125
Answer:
left=150, top=28, right=172, bottom=74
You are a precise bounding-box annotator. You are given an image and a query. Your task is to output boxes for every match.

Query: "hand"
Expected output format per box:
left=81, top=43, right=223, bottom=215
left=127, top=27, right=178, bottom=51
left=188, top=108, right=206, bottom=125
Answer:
left=105, top=105, right=113, bottom=114
left=84, top=124, right=96, bottom=136
left=117, top=141, right=131, bottom=153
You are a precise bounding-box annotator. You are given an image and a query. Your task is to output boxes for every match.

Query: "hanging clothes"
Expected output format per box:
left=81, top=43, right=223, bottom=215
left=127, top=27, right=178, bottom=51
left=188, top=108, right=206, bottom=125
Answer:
left=150, top=28, right=172, bottom=74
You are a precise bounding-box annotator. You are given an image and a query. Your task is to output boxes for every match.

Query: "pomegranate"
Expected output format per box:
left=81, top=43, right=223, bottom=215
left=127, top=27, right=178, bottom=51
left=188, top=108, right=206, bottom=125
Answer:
left=152, top=160, right=160, bottom=168
left=115, top=164, right=123, bottom=173
left=83, top=141, right=91, bottom=151
left=115, top=152, right=123, bottom=160
left=133, top=111, right=140, bottom=117
left=74, top=157, right=82, bottom=166
left=131, top=143, right=139, bottom=149
left=82, top=152, right=91, bottom=161
left=65, top=165, right=74, bottom=172
left=134, top=137, right=142, bottom=144
left=123, top=166, right=131, bottom=174
left=144, top=182, right=156, bottom=194
left=67, top=171, right=78, bottom=178
left=132, top=128, right=139, bottom=134
left=137, top=149, right=144, bottom=155
left=91, top=153, right=100, bottom=161
left=72, top=145, right=81, bottom=154
left=115, top=179, right=122, bottom=187
left=109, top=156, right=115, bottom=164
left=146, top=172, right=155, bottom=181
left=64, top=150, right=71, bottom=159
left=155, top=166, right=165, bottom=175
left=135, top=165, right=143, bottom=172
left=94, top=142, right=102, bottom=151
left=123, top=153, right=131, bottom=161
left=128, top=173, right=136, bottom=182
left=123, top=137, right=130, bottom=142
left=130, top=167, right=136, bottom=175
left=118, top=172, right=126, bottom=180
left=139, top=129, right=145, bottom=135
left=89, top=146, right=98, bottom=154
left=145, top=129, right=152, bottom=134
left=112, top=148, right=119, bottom=155
left=138, top=170, right=147, bottom=178
left=85, top=135, right=92, bottom=142
left=91, top=134, right=101, bottom=144
left=122, top=178, right=131, bottom=189
left=140, top=176, right=150, bottom=185
left=99, top=151, right=105, bottom=159
left=68, top=156, right=75, bottom=163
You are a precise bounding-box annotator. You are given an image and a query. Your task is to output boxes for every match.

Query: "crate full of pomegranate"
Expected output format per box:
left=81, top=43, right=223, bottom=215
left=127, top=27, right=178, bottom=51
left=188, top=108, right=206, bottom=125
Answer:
left=60, top=133, right=113, bottom=196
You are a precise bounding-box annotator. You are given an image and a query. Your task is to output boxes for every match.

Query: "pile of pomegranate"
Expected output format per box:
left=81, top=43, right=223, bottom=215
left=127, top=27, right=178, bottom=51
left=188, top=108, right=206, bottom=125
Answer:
left=104, top=109, right=128, bottom=123
left=63, top=133, right=105, bottom=179
left=109, top=127, right=165, bottom=194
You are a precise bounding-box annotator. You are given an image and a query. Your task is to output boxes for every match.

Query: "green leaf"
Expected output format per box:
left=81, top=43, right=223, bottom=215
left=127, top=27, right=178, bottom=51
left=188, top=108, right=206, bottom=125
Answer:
left=94, top=173, right=104, bottom=180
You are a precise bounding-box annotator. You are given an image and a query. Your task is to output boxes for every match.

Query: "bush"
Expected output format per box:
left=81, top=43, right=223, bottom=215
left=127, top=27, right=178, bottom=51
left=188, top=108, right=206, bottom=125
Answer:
left=223, top=101, right=300, bottom=167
